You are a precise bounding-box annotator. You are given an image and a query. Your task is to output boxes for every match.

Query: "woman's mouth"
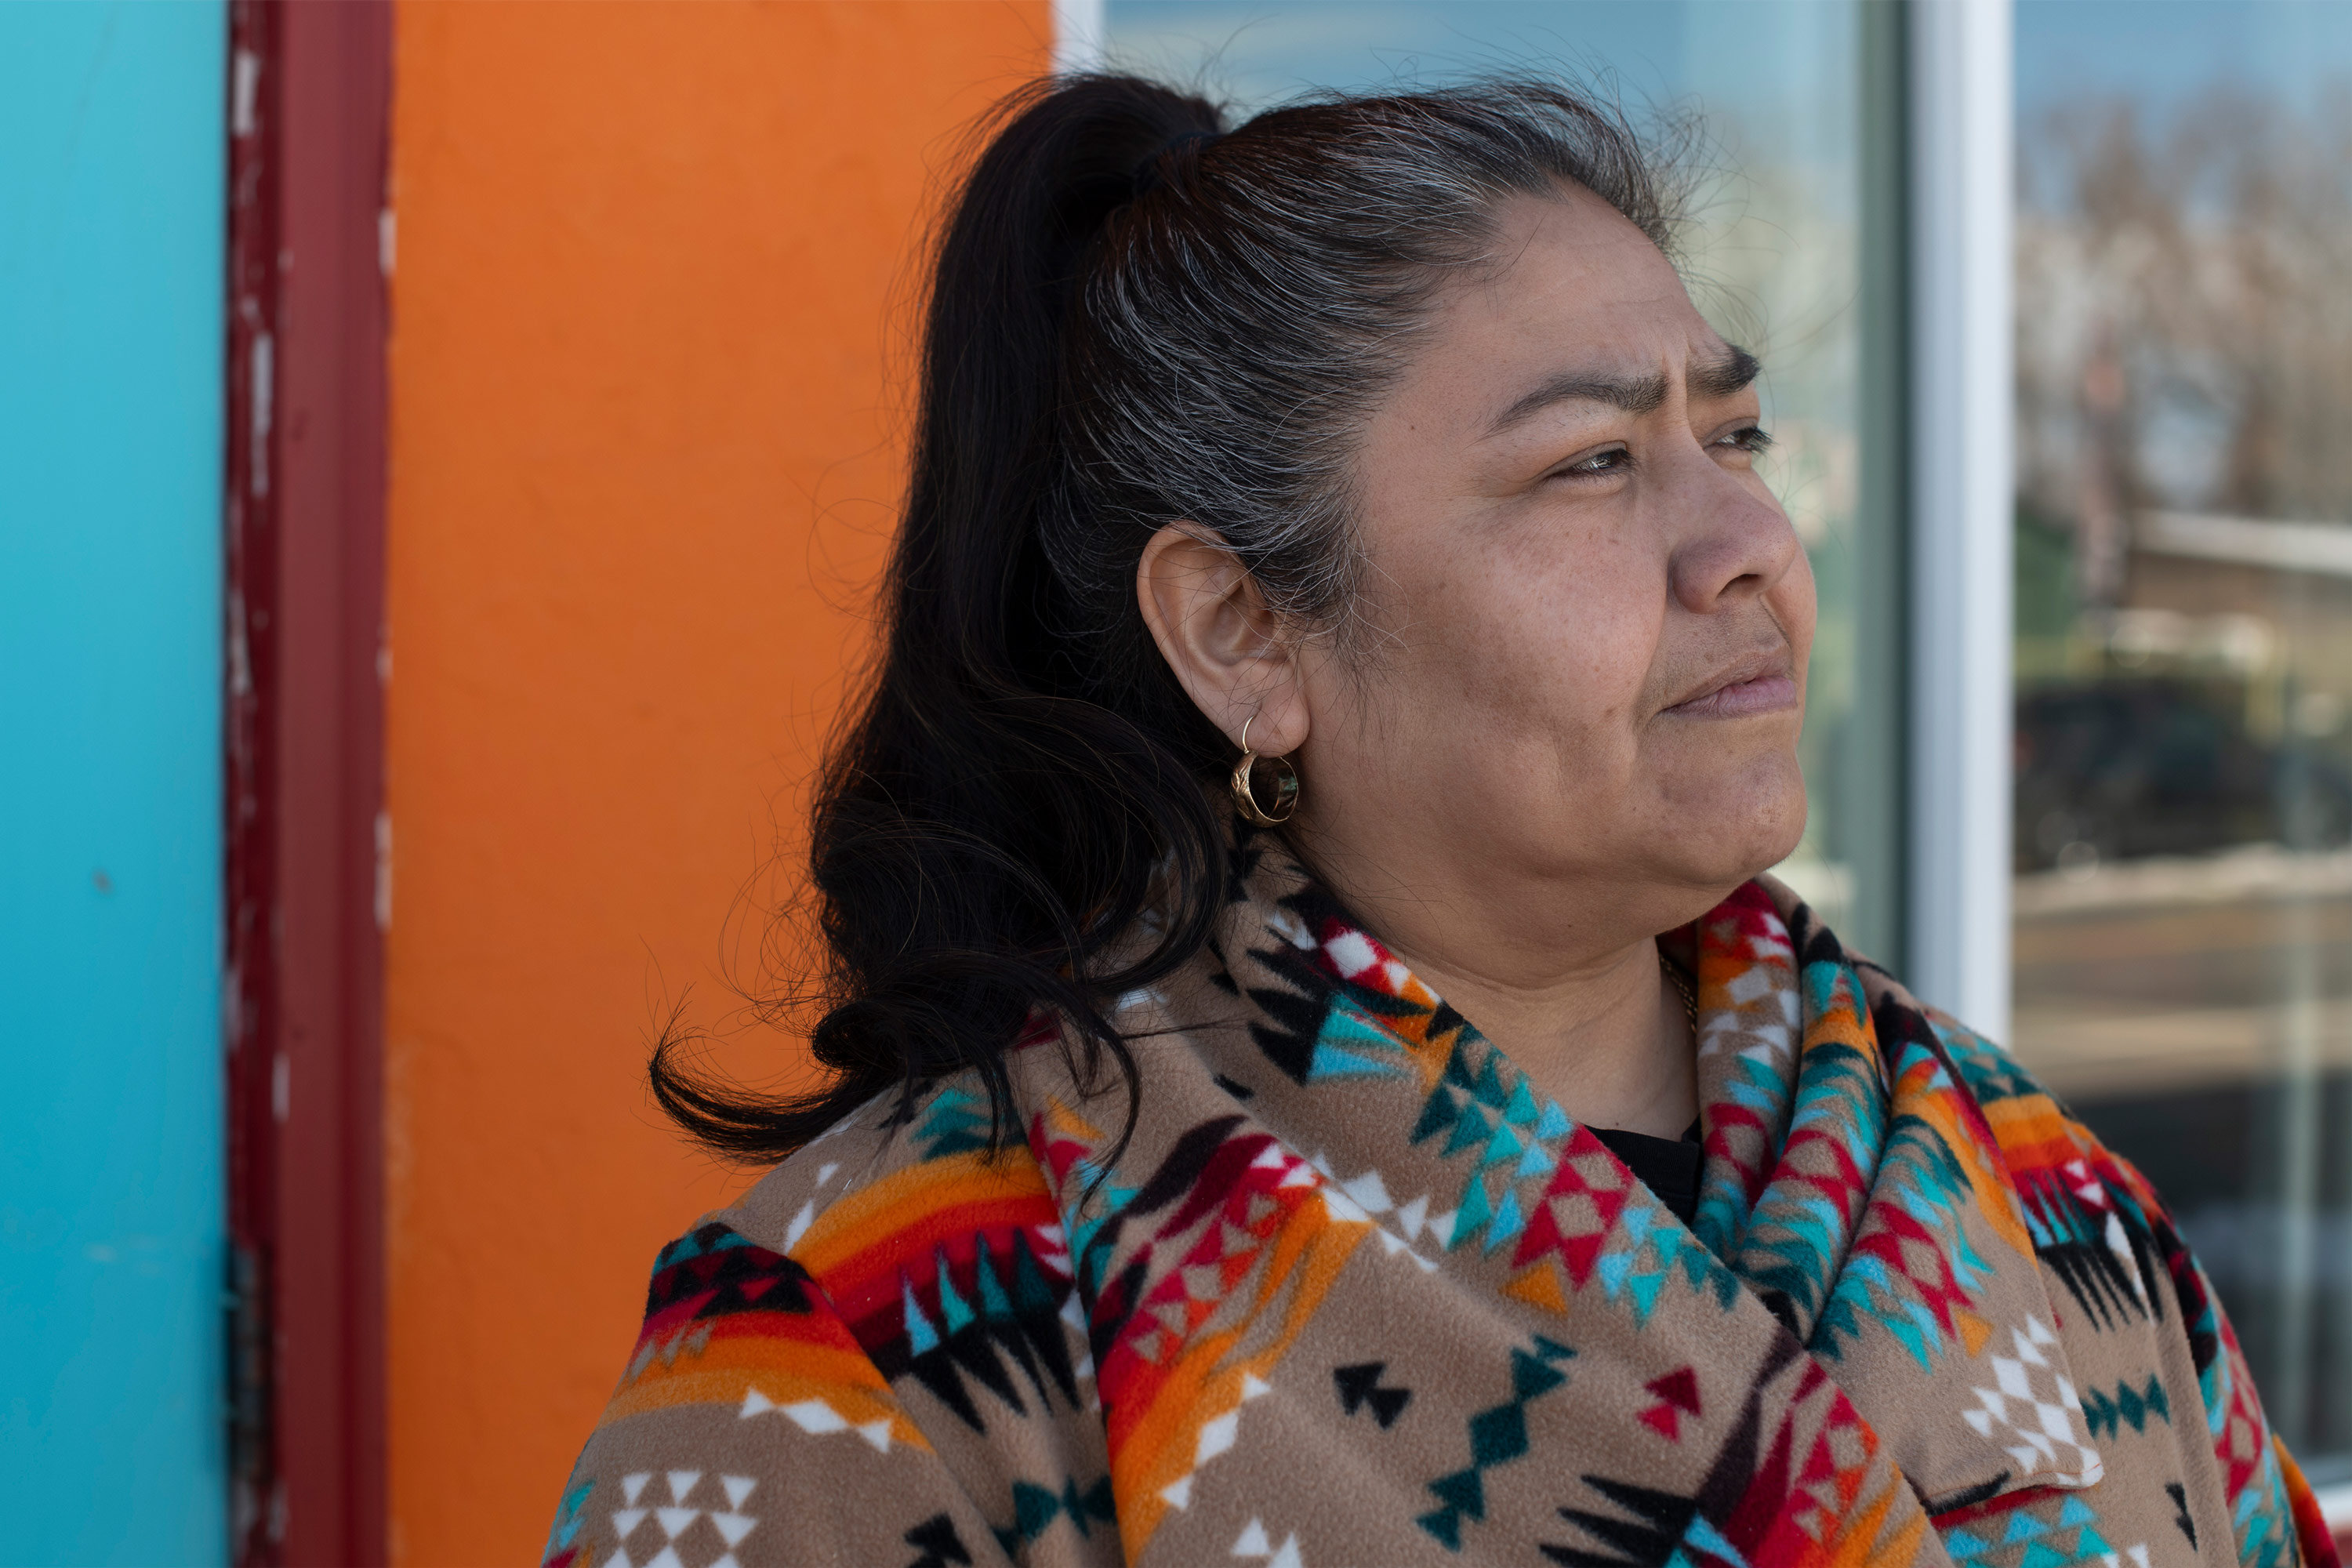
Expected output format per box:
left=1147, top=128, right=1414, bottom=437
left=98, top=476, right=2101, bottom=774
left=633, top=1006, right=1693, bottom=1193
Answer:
left=1663, top=657, right=1799, bottom=719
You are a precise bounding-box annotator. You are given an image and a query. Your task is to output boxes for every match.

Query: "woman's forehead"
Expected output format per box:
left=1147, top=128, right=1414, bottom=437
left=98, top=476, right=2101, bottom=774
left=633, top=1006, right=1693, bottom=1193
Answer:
left=1422, top=195, right=1722, bottom=368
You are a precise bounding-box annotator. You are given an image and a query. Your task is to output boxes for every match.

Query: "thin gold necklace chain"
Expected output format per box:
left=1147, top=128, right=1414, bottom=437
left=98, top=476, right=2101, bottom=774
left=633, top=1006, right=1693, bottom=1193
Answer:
left=1659, top=950, right=1698, bottom=1029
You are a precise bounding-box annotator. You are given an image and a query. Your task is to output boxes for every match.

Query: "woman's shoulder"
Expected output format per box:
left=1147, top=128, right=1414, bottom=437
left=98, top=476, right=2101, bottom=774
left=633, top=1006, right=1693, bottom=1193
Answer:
left=706, top=1073, right=1057, bottom=1265
left=543, top=1073, right=1082, bottom=1568
left=589, top=1073, right=1076, bottom=1440
left=1751, top=876, right=2031, bottom=1084
left=1751, top=873, right=2139, bottom=1189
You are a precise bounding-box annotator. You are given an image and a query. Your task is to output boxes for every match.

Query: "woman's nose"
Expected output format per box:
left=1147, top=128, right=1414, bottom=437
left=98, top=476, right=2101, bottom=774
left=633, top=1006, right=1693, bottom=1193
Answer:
left=1665, top=463, right=1800, bottom=615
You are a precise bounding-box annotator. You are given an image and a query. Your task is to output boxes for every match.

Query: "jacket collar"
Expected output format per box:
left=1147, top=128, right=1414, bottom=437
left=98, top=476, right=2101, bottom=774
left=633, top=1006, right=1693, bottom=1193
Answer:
left=1136, top=825, right=2104, bottom=1508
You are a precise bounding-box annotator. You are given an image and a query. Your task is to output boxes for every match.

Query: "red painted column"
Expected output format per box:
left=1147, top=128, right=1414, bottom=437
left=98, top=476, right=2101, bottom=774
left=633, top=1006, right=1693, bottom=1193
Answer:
left=224, top=3, right=391, bottom=1562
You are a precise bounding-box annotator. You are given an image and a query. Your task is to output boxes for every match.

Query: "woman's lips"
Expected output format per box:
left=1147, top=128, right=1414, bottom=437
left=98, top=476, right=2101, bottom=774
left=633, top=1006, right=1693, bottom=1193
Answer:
left=1664, top=670, right=1799, bottom=719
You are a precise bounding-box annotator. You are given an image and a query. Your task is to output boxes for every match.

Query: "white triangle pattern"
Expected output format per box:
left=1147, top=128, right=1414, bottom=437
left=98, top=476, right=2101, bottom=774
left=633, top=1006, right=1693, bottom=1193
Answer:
left=1957, top=1316, right=2105, bottom=1486
left=1151, top=1370, right=1292, bottom=1541
left=737, top=1388, right=897, bottom=1453
left=1194, top=1411, right=1240, bottom=1464
left=1315, top=1160, right=1446, bottom=1271
left=598, top=1471, right=757, bottom=1568
left=1230, top=1515, right=1306, bottom=1566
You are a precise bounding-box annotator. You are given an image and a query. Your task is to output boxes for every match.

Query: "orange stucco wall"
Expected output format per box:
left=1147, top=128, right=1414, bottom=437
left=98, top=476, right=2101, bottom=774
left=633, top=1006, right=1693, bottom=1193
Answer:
left=383, top=5, right=1050, bottom=1560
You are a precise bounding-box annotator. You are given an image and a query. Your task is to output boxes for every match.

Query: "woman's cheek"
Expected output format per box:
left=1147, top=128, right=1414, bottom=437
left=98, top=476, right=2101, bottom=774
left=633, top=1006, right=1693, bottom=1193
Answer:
left=1495, top=628, right=1648, bottom=768
left=1773, top=544, right=1820, bottom=661
left=1404, top=534, right=1655, bottom=747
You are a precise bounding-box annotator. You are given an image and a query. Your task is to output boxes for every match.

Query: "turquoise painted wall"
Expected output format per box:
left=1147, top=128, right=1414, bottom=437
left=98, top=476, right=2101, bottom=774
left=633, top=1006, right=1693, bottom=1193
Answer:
left=0, top=4, right=228, bottom=1563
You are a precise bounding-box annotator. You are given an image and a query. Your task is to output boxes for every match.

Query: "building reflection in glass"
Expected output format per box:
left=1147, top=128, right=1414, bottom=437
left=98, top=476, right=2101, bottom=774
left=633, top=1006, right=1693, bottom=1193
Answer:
left=2013, top=0, right=2352, bottom=1468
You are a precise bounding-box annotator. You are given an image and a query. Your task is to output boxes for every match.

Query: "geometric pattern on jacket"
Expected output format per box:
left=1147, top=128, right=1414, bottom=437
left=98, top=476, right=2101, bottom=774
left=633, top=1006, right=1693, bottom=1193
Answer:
left=546, top=827, right=2342, bottom=1568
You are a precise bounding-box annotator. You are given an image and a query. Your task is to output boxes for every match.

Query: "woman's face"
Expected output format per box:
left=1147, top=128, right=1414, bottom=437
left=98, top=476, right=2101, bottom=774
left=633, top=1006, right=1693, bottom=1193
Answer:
left=1294, top=187, right=1813, bottom=925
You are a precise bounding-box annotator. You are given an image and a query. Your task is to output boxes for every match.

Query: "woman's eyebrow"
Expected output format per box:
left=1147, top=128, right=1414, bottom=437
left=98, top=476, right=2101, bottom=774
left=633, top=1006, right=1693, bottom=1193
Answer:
left=1486, top=368, right=1669, bottom=436
left=1483, top=344, right=1762, bottom=438
left=1690, top=344, right=1763, bottom=400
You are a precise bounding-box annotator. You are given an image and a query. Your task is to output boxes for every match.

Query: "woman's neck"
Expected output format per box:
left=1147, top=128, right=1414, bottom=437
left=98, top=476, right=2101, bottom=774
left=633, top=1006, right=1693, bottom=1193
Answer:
left=1290, top=829, right=1701, bottom=1139
left=1380, top=927, right=1697, bottom=1138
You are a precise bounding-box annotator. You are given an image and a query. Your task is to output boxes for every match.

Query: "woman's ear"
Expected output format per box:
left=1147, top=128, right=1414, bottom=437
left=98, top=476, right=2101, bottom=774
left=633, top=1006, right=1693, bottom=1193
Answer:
left=1135, top=523, right=1311, bottom=753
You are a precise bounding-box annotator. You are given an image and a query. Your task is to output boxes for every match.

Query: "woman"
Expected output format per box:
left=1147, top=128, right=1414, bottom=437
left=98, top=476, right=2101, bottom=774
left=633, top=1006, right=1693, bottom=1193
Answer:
left=545, top=76, right=2337, bottom=1568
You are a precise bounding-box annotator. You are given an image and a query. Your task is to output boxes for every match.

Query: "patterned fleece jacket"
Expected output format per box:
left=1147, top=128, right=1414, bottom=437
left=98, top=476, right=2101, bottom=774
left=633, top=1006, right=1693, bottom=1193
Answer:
left=545, top=830, right=2342, bottom=1568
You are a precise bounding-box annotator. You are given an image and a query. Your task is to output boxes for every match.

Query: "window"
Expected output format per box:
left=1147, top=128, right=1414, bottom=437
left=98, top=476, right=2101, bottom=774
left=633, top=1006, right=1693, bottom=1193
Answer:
left=2013, top=0, right=2352, bottom=1472
left=1096, top=0, right=2352, bottom=1480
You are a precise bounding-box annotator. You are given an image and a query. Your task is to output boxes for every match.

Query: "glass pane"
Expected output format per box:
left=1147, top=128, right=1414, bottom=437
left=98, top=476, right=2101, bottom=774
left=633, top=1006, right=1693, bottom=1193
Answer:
left=2013, top=0, right=2352, bottom=1471
left=1102, top=0, right=1903, bottom=962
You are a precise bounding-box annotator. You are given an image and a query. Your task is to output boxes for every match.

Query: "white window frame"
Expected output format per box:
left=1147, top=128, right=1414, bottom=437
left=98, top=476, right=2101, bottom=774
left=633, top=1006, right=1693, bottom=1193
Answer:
left=1907, top=0, right=2014, bottom=1040
left=1054, top=0, right=1106, bottom=74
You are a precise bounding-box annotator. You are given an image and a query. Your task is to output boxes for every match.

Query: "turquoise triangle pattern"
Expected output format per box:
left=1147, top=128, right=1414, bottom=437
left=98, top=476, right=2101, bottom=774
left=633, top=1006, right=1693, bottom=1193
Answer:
left=935, top=1247, right=975, bottom=1335
left=1467, top=1051, right=1509, bottom=1110
left=1443, top=1104, right=1493, bottom=1160
left=1485, top=1185, right=1526, bottom=1254
left=903, top=1273, right=941, bottom=1356
left=1311, top=1043, right=1410, bottom=1080
left=974, top=1236, right=1013, bottom=1320
left=1684, top=1515, right=1750, bottom=1568
left=916, top=1087, right=994, bottom=1158
left=2003, top=1512, right=2051, bottom=1544
left=1412, top=1085, right=1461, bottom=1145
left=1452, top=1175, right=1494, bottom=1250
left=1309, top=1008, right=1411, bottom=1082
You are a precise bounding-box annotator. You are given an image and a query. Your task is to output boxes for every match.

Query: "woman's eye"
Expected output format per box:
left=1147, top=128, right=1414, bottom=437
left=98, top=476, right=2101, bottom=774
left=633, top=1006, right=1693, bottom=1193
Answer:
left=1718, top=424, right=1773, bottom=454
left=1556, top=445, right=1629, bottom=478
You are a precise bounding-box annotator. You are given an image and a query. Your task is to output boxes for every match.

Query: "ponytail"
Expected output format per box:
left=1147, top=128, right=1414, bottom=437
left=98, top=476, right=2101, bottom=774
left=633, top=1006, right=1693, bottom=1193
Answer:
left=653, top=78, right=1234, bottom=1160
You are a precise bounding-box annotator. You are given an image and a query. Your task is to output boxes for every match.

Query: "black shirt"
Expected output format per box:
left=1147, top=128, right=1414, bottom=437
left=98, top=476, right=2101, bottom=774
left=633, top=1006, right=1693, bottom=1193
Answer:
left=1591, top=1120, right=1704, bottom=1228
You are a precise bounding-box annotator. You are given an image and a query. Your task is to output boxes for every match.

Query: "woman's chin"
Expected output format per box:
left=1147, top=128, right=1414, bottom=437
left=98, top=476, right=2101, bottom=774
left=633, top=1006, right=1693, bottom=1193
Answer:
left=1664, top=771, right=1809, bottom=893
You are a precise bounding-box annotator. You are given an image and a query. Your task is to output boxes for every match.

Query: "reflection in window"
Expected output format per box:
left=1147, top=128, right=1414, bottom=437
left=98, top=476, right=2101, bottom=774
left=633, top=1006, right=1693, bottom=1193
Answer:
left=2014, top=0, right=2352, bottom=1470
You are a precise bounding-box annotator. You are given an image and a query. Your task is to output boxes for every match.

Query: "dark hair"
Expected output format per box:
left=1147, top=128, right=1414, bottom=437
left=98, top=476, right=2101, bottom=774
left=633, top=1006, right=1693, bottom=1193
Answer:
left=652, top=71, right=1682, bottom=1162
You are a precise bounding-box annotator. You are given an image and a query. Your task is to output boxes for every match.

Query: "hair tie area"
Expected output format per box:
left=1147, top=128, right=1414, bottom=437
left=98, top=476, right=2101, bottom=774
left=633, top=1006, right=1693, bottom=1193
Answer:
left=1131, top=129, right=1224, bottom=197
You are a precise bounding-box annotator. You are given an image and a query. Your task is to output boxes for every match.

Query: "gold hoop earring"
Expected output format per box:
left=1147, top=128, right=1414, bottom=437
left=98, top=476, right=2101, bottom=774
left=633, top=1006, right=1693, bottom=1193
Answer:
left=1230, top=715, right=1301, bottom=827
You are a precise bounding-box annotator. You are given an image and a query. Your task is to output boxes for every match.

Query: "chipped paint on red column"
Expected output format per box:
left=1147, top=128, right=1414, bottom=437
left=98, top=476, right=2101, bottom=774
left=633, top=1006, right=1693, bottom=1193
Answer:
left=223, top=3, right=391, bottom=1563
